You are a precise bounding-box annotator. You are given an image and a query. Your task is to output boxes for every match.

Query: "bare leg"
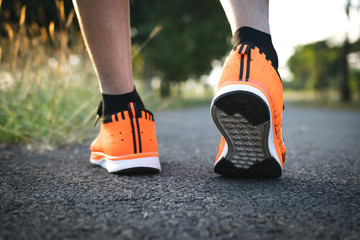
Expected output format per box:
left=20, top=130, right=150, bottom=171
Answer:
left=220, top=0, right=277, bottom=69
left=72, top=0, right=133, bottom=94
left=220, top=0, right=270, bottom=35
left=76, top=0, right=160, bottom=174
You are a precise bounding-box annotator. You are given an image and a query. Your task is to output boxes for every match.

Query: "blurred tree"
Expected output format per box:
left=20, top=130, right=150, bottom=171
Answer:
left=130, top=0, right=231, bottom=97
left=341, top=0, right=352, bottom=102
left=287, top=41, right=341, bottom=92
left=1, top=0, right=231, bottom=97
left=287, top=38, right=360, bottom=99
left=287, top=1, right=360, bottom=101
left=340, top=37, right=351, bottom=102
left=341, top=0, right=360, bottom=102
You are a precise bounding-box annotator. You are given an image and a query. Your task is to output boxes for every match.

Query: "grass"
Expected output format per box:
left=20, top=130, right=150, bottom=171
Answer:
left=0, top=49, right=100, bottom=145
left=0, top=3, right=213, bottom=146
left=0, top=41, right=211, bottom=147
left=0, top=3, right=101, bottom=146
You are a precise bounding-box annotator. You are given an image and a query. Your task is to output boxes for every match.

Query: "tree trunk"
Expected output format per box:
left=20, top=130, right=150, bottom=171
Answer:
left=143, top=56, right=153, bottom=93
left=340, top=38, right=351, bottom=102
left=160, top=80, right=170, bottom=98
left=358, top=40, right=360, bottom=99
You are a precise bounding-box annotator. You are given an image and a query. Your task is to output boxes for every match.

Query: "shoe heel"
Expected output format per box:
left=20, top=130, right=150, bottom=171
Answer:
left=211, top=89, right=282, bottom=178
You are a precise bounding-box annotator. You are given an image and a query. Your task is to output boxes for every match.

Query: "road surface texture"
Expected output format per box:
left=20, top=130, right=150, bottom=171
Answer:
left=1, top=104, right=360, bottom=240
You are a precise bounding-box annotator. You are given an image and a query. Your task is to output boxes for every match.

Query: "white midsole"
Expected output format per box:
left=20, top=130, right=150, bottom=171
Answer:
left=211, top=84, right=281, bottom=168
left=215, top=141, right=228, bottom=166
left=90, top=156, right=161, bottom=173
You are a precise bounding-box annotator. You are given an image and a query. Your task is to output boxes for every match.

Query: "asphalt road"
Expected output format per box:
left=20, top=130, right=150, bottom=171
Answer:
left=1, top=104, right=360, bottom=240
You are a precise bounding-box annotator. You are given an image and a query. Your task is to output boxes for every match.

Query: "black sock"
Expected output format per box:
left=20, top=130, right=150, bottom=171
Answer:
left=101, top=87, right=145, bottom=116
left=232, top=26, right=278, bottom=70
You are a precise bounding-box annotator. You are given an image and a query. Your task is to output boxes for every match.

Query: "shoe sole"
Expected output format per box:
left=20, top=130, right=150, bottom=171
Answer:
left=211, top=84, right=282, bottom=178
left=90, top=155, right=161, bottom=174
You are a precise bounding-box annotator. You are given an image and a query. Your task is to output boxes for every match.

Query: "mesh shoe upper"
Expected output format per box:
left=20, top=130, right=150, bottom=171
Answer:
left=90, top=102, right=158, bottom=160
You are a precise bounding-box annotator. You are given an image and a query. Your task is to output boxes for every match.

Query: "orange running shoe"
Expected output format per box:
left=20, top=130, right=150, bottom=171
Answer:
left=211, top=43, right=286, bottom=177
left=90, top=102, right=161, bottom=174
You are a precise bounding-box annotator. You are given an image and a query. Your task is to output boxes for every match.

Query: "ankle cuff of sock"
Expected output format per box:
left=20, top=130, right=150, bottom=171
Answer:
left=232, top=26, right=278, bottom=70
left=102, top=87, right=145, bottom=116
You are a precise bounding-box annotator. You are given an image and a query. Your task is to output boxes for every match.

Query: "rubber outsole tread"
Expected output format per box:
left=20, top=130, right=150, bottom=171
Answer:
left=214, top=157, right=281, bottom=178
left=212, top=91, right=282, bottom=178
left=214, top=91, right=270, bottom=126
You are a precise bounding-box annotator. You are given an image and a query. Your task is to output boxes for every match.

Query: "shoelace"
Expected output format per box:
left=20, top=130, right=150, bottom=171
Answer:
left=93, top=100, right=103, bottom=127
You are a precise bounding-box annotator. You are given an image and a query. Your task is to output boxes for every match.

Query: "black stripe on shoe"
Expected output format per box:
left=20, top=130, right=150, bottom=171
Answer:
left=133, top=103, right=142, bottom=153
left=128, top=104, right=137, bottom=154
left=245, top=45, right=251, bottom=81
left=238, top=44, right=247, bottom=81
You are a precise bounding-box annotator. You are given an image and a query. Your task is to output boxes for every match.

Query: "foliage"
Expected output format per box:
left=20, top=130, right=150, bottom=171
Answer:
left=131, top=0, right=231, bottom=97
left=2, top=0, right=232, bottom=98
left=0, top=1, right=100, bottom=145
left=287, top=39, right=360, bottom=102
left=287, top=0, right=360, bottom=102
left=287, top=41, right=342, bottom=91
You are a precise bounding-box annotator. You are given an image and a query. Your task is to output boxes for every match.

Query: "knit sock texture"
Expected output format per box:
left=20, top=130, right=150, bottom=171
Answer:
left=101, top=87, right=145, bottom=116
left=232, top=26, right=278, bottom=70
